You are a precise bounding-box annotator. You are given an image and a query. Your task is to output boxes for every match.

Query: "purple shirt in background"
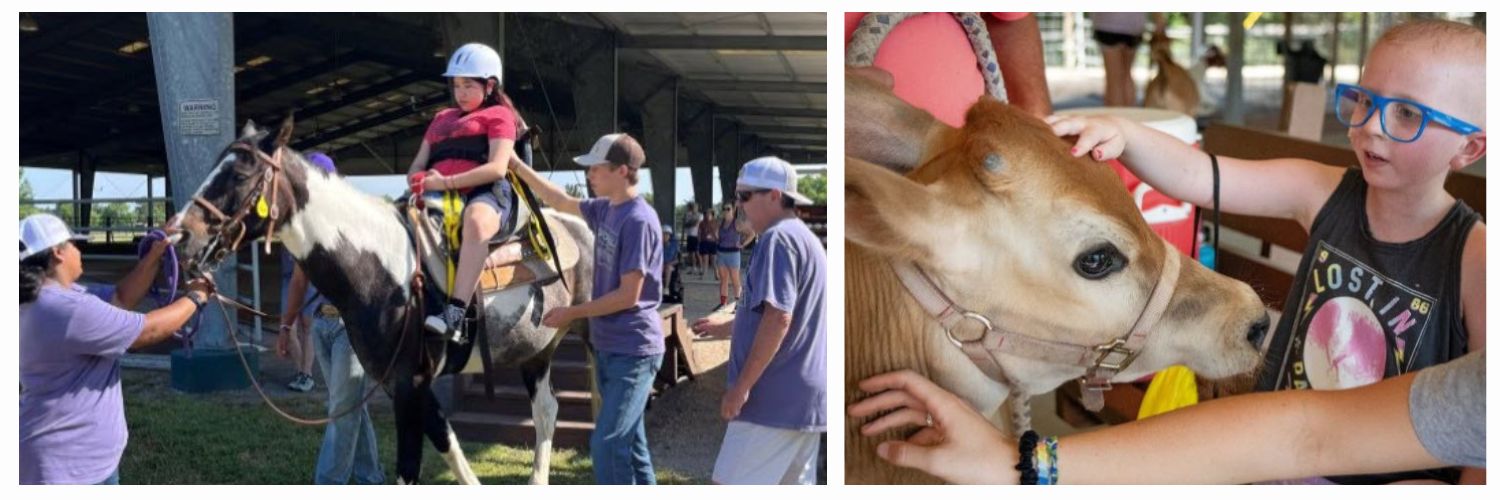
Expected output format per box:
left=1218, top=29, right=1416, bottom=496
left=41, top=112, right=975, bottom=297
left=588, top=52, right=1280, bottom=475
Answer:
left=579, top=197, right=665, bottom=356
left=728, top=217, right=827, bottom=432
left=718, top=214, right=743, bottom=250
left=20, top=284, right=144, bottom=484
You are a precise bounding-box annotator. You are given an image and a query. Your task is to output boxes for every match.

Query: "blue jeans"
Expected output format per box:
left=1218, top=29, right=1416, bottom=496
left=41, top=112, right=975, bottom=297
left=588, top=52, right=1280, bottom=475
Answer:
left=590, top=349, right=663, bottom=485
left=95, top=468, right=119, bottom=485
left=311, top=314, right=386, bottom=485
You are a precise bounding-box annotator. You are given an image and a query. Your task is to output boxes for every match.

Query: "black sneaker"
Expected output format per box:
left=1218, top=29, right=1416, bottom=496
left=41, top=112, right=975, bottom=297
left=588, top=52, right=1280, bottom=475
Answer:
left=424, top=304, right=467, bottom=344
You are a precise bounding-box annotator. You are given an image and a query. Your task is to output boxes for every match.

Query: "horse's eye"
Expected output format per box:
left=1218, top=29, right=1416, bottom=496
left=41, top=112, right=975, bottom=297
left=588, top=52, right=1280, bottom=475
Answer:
left=1074, top=243, right=1127, bottom=280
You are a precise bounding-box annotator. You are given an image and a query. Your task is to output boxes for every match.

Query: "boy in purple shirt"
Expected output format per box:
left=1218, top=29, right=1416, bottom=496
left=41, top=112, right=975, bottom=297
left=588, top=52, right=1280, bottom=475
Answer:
left=692, top=157, right=827, bottom=484
left=510, top=132, right=665, bottom=485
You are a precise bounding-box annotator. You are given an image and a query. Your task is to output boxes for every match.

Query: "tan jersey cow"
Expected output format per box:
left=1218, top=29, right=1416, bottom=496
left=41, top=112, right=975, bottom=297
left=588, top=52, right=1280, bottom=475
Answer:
left=845, top=97, right=1267, bottom=484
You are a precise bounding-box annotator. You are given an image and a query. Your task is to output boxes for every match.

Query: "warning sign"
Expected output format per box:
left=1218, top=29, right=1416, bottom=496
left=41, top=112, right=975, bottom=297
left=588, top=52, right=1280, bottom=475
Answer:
left=177, top=99, right=221, bottom=136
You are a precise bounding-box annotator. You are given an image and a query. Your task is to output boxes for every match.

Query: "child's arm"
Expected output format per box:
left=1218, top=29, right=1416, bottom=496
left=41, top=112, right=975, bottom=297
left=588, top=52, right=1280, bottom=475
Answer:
left=407, top=140, right=431, bottom=175
left=427, top=138, right=513, bottom=190
left=1047, top=115, right=1346, bottom=228
left=1461, top=223, right=1485, bottom=352
left=1456, top=227, right=1484, bottom=490
left=853, top=366, right=1443, bottom=484
left=507, top=154, right=582, bottom=216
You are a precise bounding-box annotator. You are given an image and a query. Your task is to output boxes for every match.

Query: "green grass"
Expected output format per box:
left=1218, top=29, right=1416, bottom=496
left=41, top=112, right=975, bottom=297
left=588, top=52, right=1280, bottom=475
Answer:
left=118, top=370, right=697, bottom=484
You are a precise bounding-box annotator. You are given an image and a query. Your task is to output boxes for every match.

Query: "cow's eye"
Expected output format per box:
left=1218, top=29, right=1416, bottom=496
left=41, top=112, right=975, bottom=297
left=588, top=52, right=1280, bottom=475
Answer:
left=1074, top=243, right=1126, bottom=280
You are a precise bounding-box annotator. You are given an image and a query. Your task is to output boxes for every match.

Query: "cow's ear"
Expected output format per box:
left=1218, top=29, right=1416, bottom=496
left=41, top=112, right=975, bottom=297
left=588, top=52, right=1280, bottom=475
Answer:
left=846, top=156, right=943, bottom=264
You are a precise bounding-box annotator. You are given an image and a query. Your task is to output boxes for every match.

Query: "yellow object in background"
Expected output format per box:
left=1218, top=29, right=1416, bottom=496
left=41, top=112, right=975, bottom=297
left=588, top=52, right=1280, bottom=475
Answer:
left=1138, top=365, right=1199, bottom=419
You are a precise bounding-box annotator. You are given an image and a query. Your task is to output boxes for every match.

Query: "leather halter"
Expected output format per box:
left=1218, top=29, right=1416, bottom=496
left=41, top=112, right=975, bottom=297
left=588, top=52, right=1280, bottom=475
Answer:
left=893, top=243, right=1181, bottom=412
left=188, top=143, right=289, bottom=274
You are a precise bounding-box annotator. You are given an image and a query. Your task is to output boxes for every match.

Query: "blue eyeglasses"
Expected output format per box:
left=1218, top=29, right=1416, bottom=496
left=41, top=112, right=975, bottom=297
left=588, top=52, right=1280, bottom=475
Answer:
left=1334, top=83, right=1482, bottom=143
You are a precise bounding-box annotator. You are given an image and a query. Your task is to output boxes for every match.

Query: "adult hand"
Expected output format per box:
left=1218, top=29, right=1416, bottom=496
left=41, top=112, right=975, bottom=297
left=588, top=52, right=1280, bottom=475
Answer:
left=721, top=383, right=750, bottom=421
left=182, top=277, right=215, bottom=298
left=845, top=66, right=940, bottom=172
left=848, top=370, right=1020, bottom=484
left=1045, top=115, right=1127, bottom=162
left=541, top=306, right=575, bottom=329
left=690, top=315, right=732, bottom=339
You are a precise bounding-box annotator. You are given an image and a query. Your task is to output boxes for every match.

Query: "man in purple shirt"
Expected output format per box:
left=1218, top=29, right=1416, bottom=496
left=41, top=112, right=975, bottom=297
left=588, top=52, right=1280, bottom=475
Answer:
left=510, top=132, right=665, bottom=485
left=692, top=157, right=827, bottom=484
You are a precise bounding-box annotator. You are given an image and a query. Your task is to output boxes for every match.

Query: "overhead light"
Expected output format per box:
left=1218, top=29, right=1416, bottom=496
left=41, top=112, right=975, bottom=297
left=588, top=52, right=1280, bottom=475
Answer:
left=20, top=13, right=39, bottom=33
left=305, top=85, right=328, bottom=96
left=245, top=55, right=273, bottom=67
left=118, top=40, right=150, bottom=55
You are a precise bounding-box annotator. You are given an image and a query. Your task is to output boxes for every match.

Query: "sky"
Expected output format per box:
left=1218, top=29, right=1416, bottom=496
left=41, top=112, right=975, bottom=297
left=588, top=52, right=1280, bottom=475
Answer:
left=20, top=163, right=828, bottom=208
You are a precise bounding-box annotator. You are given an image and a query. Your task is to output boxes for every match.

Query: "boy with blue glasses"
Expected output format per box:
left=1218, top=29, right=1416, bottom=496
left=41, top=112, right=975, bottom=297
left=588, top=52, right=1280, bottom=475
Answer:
left=1047, top=19, right=1484, bottom=484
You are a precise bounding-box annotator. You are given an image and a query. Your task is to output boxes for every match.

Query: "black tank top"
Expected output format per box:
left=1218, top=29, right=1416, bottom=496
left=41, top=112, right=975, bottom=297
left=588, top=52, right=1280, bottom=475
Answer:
left=1254, top=169, right=1480, bottom=484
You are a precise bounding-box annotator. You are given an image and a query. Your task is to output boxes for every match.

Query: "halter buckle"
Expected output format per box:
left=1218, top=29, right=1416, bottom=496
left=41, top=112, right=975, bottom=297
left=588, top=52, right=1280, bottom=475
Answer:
left=1090, top=337, right=1139, bottom=372
left=943, top=311, right=994, bottom=347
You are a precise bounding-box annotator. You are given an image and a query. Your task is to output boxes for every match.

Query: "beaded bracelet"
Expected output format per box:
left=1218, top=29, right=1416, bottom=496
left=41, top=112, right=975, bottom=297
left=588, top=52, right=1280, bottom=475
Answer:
left=1035, top=435, right=1060, bottom=485
left=1016, top=430, right=1039, bottom=485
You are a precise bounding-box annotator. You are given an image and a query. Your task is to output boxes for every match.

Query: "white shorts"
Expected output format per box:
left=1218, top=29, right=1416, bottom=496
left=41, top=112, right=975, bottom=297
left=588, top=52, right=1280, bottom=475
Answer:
left=712, top=420, right=820, bottom=485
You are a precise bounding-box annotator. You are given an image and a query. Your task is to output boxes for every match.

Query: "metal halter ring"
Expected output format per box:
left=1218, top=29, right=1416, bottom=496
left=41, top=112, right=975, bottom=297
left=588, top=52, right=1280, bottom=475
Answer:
left=1090, top=338, right=1140, bottom=372
left=943, top=311, right=994, bottom=347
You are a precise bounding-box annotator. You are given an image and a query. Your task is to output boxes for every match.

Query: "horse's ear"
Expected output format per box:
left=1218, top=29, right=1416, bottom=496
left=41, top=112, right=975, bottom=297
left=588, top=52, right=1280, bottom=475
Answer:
left=240, top=120, right=260, bottom=139
left=273, top=114, right=295, bottom=148
left=846, top=156, right=942, bottom=264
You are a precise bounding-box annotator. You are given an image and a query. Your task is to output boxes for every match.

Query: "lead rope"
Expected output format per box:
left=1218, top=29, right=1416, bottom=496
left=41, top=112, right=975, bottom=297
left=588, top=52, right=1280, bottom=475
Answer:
left=846, top=13, right=1008, bottom=103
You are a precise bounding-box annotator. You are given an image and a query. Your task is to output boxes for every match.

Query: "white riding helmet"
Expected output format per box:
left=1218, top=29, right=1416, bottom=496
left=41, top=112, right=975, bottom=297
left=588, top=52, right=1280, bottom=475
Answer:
left=443, top=43, right=503, bottom=85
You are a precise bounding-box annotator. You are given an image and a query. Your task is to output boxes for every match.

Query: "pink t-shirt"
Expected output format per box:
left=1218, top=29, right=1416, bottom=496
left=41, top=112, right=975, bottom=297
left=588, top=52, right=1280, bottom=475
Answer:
left=421, top=105, right=517, bottom=178
left=845, top=12, right=1029, bottom=127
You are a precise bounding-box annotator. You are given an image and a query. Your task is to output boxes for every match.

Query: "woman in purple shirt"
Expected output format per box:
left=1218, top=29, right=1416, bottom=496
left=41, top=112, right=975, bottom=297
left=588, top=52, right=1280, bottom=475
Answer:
left=716, top=205, right=752, bottom=307
left=19, top=214, right=212, bottom=484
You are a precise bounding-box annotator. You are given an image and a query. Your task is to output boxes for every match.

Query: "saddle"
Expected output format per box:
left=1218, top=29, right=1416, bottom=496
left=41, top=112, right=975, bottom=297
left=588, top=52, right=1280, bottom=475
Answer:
left=405, top=174, right=580, bottom=298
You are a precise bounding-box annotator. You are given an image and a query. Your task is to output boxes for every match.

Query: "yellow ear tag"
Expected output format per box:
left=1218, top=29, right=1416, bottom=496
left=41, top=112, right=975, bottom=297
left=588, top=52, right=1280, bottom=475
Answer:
left=255, top=195, right=269, bottom=218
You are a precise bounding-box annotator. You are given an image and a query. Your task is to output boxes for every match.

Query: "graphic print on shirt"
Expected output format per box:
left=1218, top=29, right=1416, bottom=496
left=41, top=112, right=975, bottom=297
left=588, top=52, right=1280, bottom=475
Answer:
left=595, top=222, right=619, bottom=286
left=1282, top=241, right=1437, bottom=390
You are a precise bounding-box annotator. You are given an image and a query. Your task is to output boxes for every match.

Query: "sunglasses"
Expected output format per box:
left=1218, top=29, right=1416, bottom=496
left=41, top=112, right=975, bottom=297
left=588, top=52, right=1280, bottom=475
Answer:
left=1334, top=83, right=1482, bottom=143
left=735, top=189, right=770, bottom=203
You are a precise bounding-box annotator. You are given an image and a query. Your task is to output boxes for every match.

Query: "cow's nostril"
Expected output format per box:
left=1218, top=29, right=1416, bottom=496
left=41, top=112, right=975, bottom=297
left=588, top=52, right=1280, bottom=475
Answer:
left=1246, top=313, right=1271, bottom=347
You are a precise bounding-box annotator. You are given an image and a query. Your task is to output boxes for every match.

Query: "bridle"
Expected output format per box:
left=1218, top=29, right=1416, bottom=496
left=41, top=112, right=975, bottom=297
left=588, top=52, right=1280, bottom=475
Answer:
left=187, top=142, right=290, bottom=277
left=893, top=241, right=1181, bottom=415
left=180, top=141, right=428, bottom=426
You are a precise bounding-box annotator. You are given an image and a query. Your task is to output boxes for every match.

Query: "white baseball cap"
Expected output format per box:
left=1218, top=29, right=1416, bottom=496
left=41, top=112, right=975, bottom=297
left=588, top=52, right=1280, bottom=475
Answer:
left=573, top=133, right=645, bottom=169
left=20, top=213, right=86, bottom=261
left=736, top=156, right=812, bottom=205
